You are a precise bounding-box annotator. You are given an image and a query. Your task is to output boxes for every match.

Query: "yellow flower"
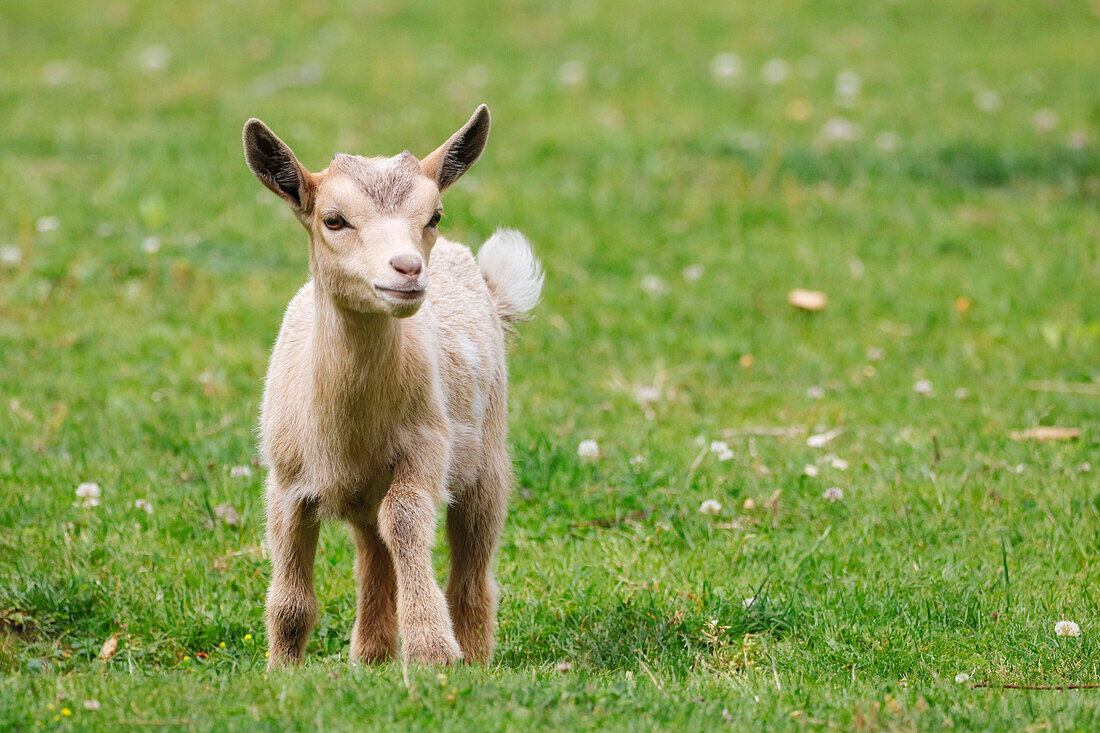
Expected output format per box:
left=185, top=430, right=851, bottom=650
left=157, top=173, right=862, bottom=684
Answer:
left=182, top=656, right=190, bottom=662
left=61, top=708, right=72, bottom=717
left=265, top=651, right=270, bottom=658
left=219, top=642, right=226, bottom=648
left=244, top=634, right=252, bottom=641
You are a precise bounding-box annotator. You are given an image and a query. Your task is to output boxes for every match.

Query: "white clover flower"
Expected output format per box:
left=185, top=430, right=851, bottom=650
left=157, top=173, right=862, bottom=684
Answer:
left=699, top=499, right=722, bottom=516
left=554, top=659, right=573, bottom=673
left=76, top=482, right=102, bottom=509
left=634, top=386, right=661, bottom=404
left=806, top=385, right=825, bottom=399
left=803, top=464, right=819, bottom=477
left=821, top=117, right=862, bottom=144
left=141, top=236, right=161, bottom=254
left=761, top=58, right=790, bottom=85
left=835, top=70, right=861, bottom=106
left=710, top=53, right=743, bottom=85
left=874, top=132, right=900, bottom=153
left=709, top=441, right=734, bottom=461
left=682, top=264, right=705, bottom=282
left=134, top=499, right=153, bottom=514
left=823, top=487, right=844, bottom=502
left=1033, top=108, right=1058, bottom=133
left=954, top=672, right=970, bottom=684
left=0, top=245, right=22, bottom=267
left=36, top=216, right=60, bottom=233
left=913, top=379, right=934, bottom=396
left=577, top=439, right=599, bottom=459
left=76, top=482, right=102, bottom=499
left=1055, top=620, right=1081, bottom=637
left=558, top=60, right=585, bottom=87
left=1067, top=130, right=1089, bottom=151
left=1080, top=463, right=1092, bottom=473
left=230, top=465, right=253, bottom=479
left=42, top=61, right=74, bottom=86
left=975, top=89, right=1002, bottom=113
left=830, top=457, right=849, bottom=471
left=629, top=454, right=646, bottom=468
left=866, top=347, right=885, bottom=361
left=138, top=45, right=171, bottom=72
left=640, top=274, right=668, bottom=296
left=83, top=699, right=101, bottom=711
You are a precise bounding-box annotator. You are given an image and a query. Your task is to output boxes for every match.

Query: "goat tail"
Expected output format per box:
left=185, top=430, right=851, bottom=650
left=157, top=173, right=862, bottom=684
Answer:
left=477, top=228, right=545, bottom=326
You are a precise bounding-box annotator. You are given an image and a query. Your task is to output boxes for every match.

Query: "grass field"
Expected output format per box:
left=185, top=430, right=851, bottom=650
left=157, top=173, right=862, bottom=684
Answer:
left=3, top=0, right=1100, bottom=729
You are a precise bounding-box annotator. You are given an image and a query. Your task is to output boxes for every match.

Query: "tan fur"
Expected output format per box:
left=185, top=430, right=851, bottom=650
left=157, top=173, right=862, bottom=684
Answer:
left=243, top=107, right=539, bottom=667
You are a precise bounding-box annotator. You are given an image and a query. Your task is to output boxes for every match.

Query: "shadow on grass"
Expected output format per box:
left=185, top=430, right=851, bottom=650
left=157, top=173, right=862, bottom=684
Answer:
left=497, top=587, right=794, bottom=673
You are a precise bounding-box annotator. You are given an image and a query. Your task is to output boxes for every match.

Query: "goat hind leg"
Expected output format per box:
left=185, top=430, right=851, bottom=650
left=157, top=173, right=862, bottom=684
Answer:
left=446, top=459, right=508, bottom=663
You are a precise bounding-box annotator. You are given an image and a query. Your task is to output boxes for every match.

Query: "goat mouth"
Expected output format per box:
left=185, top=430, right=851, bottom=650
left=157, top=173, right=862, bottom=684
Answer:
left=374, top=284, right=426, bottom=301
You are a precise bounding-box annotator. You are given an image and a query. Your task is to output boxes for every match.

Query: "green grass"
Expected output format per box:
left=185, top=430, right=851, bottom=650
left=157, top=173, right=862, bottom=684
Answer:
left=2, top=0, right=1100, bottom=729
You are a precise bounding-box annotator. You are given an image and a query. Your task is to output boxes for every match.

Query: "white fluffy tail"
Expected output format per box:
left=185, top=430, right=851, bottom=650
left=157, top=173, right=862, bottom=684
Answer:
left=477, top=228, right=544, bottom=324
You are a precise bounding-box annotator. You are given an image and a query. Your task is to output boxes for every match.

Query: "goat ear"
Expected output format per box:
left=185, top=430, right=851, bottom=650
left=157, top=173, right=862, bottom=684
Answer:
left=421, top=104, right=491, bottom=192
left=243, top=119, right=316, bottom=215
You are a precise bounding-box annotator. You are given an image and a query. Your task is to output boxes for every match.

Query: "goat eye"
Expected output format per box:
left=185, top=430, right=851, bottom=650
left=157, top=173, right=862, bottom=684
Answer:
left=323, top=214, right=348, bottom=231
left=427, top=211, right=442, bottom=228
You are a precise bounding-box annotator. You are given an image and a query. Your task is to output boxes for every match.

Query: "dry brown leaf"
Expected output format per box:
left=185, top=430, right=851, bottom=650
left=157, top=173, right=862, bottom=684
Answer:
left=1009, top=426, right=1081, bottom=442
left=98, top=633, right=118, bottom=662
left=787, top=288, right=828, bottom=312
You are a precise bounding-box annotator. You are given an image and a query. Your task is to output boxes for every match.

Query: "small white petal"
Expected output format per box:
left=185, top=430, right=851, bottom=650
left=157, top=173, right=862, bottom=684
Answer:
left=803, top=464, right=819, bottom=477
left=913, top=379, right=934, bottom=396
left=954, top=672, right=970, bottom=684
left=141, top=236, right=161, bottom=254
left=823, top=487, right=844, bottom=502
left=806, top=386, right=825, bottom=399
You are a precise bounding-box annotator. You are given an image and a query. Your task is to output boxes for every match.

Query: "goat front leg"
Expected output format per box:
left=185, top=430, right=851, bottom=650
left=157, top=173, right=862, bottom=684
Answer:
left=264, top=485, right=320, bottom=668
left=349, top=521, right=398, bottom=663
left=378, top=457, right=461, bottom=666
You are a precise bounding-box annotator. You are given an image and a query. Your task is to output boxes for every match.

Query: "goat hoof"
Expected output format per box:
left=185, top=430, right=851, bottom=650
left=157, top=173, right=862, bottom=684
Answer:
left=403, top=638, right=463, bottom=666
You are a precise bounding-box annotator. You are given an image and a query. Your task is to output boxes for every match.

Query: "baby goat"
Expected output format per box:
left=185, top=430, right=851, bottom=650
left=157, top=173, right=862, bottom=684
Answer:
left=242, top=105, right=543, bottom=667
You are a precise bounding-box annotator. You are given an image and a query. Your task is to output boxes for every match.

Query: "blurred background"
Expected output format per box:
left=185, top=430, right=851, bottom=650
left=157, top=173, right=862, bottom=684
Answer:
left=2, top=0, right=1100, bottom=726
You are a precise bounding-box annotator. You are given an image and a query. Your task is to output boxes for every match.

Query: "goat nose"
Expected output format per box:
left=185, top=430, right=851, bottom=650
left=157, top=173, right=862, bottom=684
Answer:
left=390, top=254, right=422, bottom=277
